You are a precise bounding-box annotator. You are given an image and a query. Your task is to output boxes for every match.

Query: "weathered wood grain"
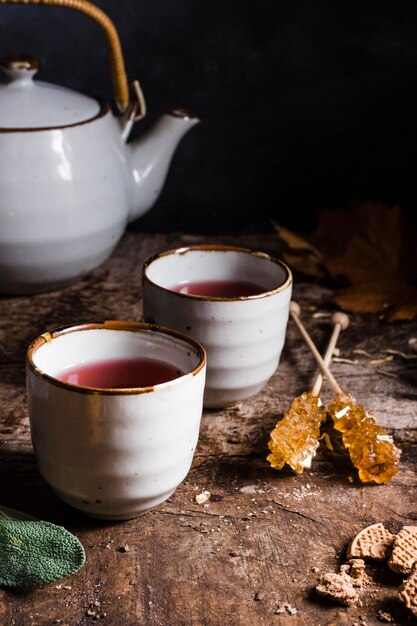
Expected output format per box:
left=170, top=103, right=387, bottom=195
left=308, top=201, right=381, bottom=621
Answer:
left=0, top=233, right=416, bottom=626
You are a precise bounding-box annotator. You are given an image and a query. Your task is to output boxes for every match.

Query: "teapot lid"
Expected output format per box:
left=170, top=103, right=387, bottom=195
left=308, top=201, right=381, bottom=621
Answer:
left=0, top=58, right=101, bottom=129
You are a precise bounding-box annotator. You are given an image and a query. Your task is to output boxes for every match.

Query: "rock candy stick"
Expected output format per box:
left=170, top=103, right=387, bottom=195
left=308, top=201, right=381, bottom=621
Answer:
left=290, top=303, right=401, bottom=484
left=267, top=304, right=348, bottom=473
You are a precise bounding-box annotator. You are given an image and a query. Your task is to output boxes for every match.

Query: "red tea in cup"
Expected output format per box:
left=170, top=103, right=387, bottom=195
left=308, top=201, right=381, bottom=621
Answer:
left=171, top=279, right=266, bottom=297
left=58, top=357, right=183, bottom=388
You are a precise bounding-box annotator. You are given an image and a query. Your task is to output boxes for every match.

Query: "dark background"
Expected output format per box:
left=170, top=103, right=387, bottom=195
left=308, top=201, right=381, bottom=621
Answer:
left=1, top=0, right=417, bottom=234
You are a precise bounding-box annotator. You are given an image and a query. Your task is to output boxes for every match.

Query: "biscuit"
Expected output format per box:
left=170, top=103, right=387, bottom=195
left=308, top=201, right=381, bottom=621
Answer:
left=347, top=523, right=395, bottom=560
left=397, top=562, right=417, bottom=617
left=388, top=526, right=417, bottom=574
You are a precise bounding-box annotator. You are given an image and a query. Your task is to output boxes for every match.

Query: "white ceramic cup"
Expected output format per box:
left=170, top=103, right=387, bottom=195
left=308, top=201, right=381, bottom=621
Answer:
left=26, top=321, right=206, bottom=520
left=142, top=246, right=292, bottom=408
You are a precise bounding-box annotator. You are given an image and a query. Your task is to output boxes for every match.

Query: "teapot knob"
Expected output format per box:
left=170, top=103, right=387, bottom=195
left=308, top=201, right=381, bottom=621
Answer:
left=0, top=57, right=39, bottom=86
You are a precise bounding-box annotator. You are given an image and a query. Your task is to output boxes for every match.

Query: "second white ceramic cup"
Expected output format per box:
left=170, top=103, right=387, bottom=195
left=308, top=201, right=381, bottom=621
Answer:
left=142, top=246, right=292, bottom=408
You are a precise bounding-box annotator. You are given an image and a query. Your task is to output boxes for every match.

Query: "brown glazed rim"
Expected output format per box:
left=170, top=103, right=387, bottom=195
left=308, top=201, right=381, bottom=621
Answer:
left=26, top=320, right=207, bottom=396
left=0, top=99, right=110, bottom=133
left=142, top=245, right=293, bottom=302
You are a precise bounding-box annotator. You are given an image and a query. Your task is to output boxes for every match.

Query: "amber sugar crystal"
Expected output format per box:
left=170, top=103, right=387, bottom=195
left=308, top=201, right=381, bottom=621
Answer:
left=267, top=391, right=327, bottom=473
left=327, top=393, right=401, bottom=484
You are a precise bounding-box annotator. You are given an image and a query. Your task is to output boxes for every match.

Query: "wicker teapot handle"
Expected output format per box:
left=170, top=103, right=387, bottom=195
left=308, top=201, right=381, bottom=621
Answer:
left=0, top=0, right=146, bottom=119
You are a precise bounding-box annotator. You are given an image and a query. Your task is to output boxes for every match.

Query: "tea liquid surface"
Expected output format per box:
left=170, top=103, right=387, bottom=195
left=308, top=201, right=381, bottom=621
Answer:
left=171, top=279, right=266, bottom=297
left=58, top=357, right=184, bottom=388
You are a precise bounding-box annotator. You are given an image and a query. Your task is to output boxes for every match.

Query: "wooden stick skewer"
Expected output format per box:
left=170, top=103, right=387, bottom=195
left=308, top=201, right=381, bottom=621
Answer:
left=311, top=310, right=350, bottom=396
left=289, top=302, right=345, bottom=395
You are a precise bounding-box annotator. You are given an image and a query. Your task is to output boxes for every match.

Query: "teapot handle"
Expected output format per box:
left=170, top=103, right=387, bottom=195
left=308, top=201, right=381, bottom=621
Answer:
left=0, top=0, right=146, bottom=120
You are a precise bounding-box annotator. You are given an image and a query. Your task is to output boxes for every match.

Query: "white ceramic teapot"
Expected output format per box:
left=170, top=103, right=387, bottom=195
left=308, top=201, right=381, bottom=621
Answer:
left=0, top=0, right=200, bottom=294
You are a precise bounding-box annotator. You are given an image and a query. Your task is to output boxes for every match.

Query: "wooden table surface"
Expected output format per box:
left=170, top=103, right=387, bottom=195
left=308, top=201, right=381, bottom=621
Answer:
left=0, top=232, right=416, bottom=626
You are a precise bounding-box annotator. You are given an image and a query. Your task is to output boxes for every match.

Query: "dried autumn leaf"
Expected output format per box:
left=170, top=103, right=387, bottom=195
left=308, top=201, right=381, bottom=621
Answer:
left=274, top=202, right=417, bottom=321
left=272, top=222, right=328, bottom=278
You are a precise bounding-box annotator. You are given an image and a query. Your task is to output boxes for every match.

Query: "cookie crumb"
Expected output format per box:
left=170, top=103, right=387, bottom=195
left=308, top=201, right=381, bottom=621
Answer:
left=274, top=603, right=286, bottom=615
left=344, top=559, right=372, bottom=588
left=195, top=490, right=211, bottom=504
left=117, top=544, right=130, bottom=553
left=377, top=610, right=394, bottom=623
left=274, top=602, right=297, bottom=616
left=316, top=572, right=358, bottom=605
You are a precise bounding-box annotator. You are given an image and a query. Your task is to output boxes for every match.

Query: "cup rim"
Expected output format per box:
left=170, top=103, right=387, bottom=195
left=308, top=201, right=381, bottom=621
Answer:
left=142, top=245, right=292, bottom=301
left=26, top=320, right=207, bottom=395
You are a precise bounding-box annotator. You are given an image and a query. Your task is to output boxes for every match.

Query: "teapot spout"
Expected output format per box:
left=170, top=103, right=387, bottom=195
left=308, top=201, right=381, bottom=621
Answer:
left=126, top=109, right=200, bottom=223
